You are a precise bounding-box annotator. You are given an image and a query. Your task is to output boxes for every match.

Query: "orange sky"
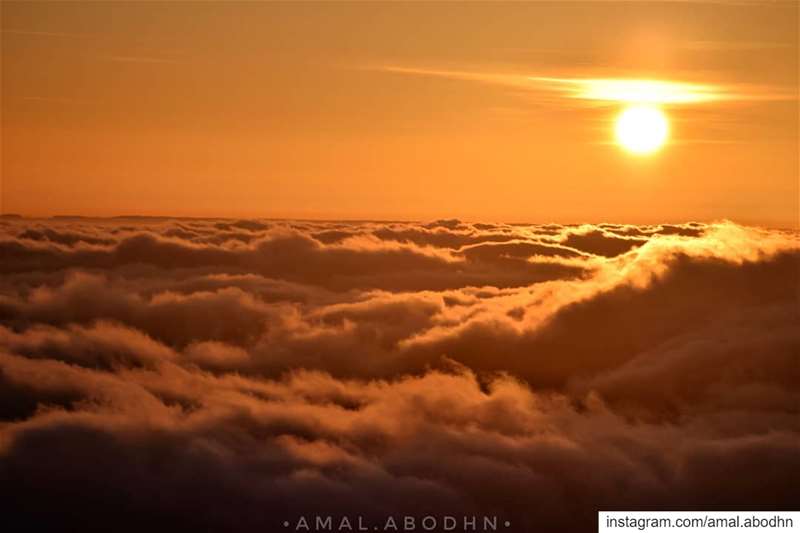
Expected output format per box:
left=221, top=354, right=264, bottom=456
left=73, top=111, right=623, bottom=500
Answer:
left=1, top=1, right=797, bottom=226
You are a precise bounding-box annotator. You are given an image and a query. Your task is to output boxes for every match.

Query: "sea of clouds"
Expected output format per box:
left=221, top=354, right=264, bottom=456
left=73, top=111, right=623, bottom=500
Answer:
left=0, top=217, right=798, bottom=531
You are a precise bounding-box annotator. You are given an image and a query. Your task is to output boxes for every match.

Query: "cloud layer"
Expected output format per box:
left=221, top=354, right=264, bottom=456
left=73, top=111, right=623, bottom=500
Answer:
left=0, top=217, right=798, bottom=531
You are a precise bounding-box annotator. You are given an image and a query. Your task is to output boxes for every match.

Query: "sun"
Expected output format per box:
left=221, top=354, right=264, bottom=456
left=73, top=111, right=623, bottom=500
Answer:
left=614, top=105, right=669, bottom=155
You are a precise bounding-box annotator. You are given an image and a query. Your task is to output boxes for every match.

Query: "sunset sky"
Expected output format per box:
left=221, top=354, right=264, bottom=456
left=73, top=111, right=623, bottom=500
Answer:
left=2, top=1, right=798, bottom=225
left=2, top=4, right=799, bottom=530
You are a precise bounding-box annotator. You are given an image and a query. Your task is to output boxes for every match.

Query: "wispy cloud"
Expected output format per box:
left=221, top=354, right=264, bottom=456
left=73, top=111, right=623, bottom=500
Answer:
left=0, top=28, right=88, bottom=39
left=22, top=96, right=90, bottom=105
left=2, top=29, right=183, bottom=66
left=680, top=40, right=795, bottom=51
left=526, top=77, right=720, bottom=104
left=375, top=66, right=796, bottom=105
left=107, top=55, right=181, bottom=65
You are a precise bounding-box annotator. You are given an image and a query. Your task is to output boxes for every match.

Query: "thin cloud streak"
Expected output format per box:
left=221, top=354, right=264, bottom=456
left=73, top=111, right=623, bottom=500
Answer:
left=107, top=55, right=181, bottom=64
left=21, top=96, right=91, bottom=105
left=681, top=40, right=795, bottom=51
left=0, top=28, right=88, bottom=38
left=375, top=66, right=797, bottom=105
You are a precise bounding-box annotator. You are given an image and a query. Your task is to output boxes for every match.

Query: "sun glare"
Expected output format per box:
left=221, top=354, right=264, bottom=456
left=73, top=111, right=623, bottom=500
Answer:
left=614, top=105, right=669, bottom=155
